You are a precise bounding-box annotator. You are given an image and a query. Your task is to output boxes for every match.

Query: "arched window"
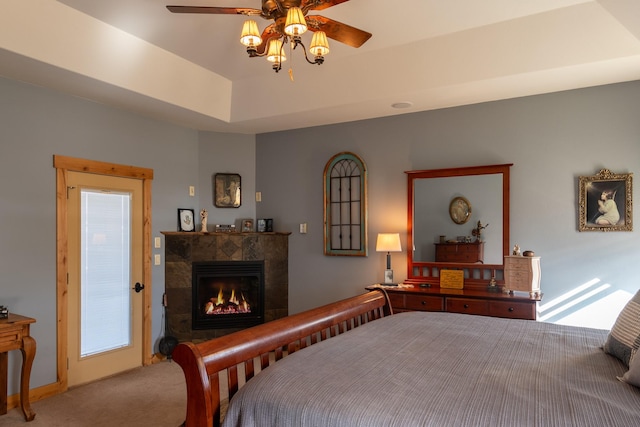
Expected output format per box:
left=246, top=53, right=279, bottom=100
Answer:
left=323, top=152, right=368, bottom=256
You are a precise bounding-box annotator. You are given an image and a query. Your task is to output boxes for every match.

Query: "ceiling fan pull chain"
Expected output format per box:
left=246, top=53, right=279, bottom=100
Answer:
left=288, top=40, right=294, bottom=82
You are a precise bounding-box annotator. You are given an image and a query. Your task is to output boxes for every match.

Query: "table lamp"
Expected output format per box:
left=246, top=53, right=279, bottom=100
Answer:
left=376, top=233, right=402, bottom=285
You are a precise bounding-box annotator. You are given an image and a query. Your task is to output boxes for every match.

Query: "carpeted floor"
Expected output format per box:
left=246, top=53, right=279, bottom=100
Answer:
left=0, top=361, right=187, bottom=427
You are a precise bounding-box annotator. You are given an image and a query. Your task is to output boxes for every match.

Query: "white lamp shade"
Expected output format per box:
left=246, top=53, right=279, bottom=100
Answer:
left=376, top=233, right=402, bottom=252
left=240, top=20, right=262, bottom=47
left=284, top=7, right=307, bottom=36
left=309, top=31, right=330, bottom=56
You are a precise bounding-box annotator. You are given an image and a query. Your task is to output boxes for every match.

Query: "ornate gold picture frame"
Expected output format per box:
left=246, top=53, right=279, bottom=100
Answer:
left=578, top=169, right=632, bottom=232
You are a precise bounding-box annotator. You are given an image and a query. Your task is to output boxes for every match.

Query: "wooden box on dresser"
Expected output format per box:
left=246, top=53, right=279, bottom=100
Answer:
left=366, top=285, right=542, bottom=320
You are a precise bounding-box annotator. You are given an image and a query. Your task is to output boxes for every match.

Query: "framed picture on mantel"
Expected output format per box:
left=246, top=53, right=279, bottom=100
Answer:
left=178, top=208, right=195, bottom=232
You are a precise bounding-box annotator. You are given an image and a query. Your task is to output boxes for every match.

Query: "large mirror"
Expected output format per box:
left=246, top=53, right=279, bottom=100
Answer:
left=406, top=164, right=512, bottom=286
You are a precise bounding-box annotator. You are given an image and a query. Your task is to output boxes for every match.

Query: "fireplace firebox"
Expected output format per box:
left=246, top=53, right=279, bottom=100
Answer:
left=192, top=261, right=265, bottom=330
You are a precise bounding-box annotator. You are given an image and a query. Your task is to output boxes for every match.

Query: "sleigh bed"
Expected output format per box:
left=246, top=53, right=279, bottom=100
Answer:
left=173, top=290, right=640, bottom=427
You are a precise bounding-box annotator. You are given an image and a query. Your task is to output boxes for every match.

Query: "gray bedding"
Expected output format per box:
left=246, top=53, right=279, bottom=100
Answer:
left=222, top=311, right=640, bottom=426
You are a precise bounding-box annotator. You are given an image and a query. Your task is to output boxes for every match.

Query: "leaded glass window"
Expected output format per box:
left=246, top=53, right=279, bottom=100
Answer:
left=323, top=152, right=367, bottom=256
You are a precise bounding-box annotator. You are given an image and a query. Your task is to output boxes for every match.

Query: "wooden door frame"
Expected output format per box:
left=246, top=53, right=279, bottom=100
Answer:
left=54, top=155, right=153, bottom=391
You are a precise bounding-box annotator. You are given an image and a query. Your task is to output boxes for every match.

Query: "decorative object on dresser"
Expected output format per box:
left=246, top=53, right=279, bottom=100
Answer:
left=504, top=254, right=541, bottom=297
left=578, top=168, right=632, bottom=232
left=178, top=208, right=195, bottom=232
left=214, top=173, right=241, bottom=208
left=471, top=220, right=488, bottom=242
left=439, top=269, right=464, bottom=289
left=375, top=233, right=402, bottom=285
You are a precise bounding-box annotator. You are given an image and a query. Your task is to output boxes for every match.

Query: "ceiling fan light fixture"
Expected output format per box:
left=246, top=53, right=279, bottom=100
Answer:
left=309, top=31, right=330, bottom=57
left=284, top=7, right=307, bottom=37
left=240, top=20, right=262, bottom=47
left=266, top=38, right=287, bottom=64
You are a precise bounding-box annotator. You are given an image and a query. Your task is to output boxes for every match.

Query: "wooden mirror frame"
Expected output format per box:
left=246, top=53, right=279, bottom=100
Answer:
left=406, top=164, right=512, bottom=288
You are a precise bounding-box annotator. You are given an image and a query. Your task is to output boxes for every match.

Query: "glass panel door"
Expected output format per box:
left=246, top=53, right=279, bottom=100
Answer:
left=80, top=189, right=132, bottom=357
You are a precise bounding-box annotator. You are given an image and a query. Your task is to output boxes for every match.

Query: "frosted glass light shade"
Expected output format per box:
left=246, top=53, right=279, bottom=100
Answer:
left=240, top=20, right=262, bottom=47
left=284, top=7, right=307, bottom=36
left=310, top=31, right=330, bottom=56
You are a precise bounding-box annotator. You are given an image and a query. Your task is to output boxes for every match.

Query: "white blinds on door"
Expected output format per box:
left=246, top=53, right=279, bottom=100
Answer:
left=80, top=190, right=132, bottom=357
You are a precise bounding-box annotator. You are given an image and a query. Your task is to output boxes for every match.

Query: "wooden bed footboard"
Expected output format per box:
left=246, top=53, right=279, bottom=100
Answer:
left=172, top=290, right=390, bottom=427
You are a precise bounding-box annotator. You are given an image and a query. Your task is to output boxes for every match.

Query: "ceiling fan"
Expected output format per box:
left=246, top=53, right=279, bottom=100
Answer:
left=166, top=0, right=372, bottom=73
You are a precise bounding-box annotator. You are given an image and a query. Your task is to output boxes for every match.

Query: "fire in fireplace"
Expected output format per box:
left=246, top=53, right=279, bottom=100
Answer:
left=192, top=261, right=265, bottom=330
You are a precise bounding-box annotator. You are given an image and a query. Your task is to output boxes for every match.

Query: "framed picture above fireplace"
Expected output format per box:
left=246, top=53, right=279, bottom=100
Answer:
left=214, top=173, right=241, bottom=208
left=178, top=208, right=195, bottom=232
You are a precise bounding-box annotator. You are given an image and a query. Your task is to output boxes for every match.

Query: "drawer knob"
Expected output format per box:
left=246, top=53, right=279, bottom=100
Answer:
left=421, top=300, right=427, bottom=305
left=508, top=307, right=514, bottom=312
left=463, top=304, right=469, bottom=309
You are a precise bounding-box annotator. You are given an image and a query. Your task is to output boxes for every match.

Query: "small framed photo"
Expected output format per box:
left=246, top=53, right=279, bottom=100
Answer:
left=578, top=169, right=633, bottom=232
left=256, top=219, right=267, bottom=232
left=214, top=173, right=241, bottom=208
left=241, top=219, right=254, bottom=232
left=178, top=208, right=195, bottom=232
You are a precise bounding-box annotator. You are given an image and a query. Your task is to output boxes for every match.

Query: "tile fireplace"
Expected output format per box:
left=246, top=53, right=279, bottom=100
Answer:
left=163, top=231, right=289, bottom=342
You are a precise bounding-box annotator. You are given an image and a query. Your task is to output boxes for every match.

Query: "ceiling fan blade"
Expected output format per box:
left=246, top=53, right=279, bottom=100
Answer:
left=255, top=24, right=281, bottom=56
left=306, top=15, right=371, bottom=48
left=166, top=6, right=262, bottom=16
left=301, top=0, right=350, bottom=12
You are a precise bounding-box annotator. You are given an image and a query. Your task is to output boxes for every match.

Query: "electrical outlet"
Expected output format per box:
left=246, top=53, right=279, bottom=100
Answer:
left=256, top=191, right=262, bottom=202
left=154, top=254, right=161, bottom=265
left=189, top=186, right=195, bottom=196
left=154, top=237, right=161, bottom=248
left=300, top=223, right=307, bottom=234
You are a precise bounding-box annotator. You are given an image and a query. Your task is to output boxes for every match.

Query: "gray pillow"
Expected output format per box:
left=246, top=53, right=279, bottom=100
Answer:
left=603, top=290, right=640, bottom=367
left=621, top=350, right=640, bottom=387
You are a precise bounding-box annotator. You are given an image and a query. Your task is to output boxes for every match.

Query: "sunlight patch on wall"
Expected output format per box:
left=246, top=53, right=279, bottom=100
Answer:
left=538, top=278, right=632, bottom=330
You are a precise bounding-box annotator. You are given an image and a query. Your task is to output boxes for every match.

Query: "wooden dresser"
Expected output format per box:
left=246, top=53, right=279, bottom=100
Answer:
left=434, top=242, right=484, bottom=263
left=366, top=285, right=541, bottom=320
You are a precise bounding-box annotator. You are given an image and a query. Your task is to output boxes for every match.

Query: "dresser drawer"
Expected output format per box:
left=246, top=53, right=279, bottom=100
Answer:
left=404, top=294, right=444, bottom=312
left=488, top=300, right=535, bottom=320
left=446, top=298, right=489, bottom=316
left=387, top=293, right=406, bottom=310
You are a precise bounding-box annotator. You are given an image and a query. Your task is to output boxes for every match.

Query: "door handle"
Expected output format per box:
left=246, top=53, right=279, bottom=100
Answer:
left=132, top=282, right=145, bottom=293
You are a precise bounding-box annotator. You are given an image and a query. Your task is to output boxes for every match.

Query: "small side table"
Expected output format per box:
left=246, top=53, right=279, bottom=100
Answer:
left=0, top=314, right=36, bottom=422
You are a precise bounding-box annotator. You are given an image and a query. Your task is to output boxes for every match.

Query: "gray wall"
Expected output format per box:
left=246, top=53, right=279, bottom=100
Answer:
left=256, top=81, right=640, bottom=326
left=0, top=77, right=254, bottom=395
left=2, top=75, right=640, bottom=397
